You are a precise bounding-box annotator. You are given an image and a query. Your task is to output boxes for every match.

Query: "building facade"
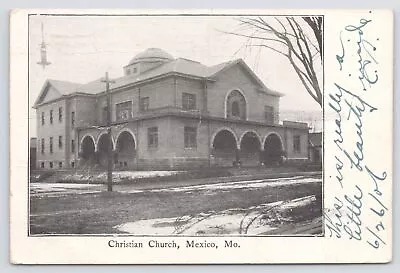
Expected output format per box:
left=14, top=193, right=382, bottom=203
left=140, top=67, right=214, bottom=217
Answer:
left=33, top=48, right=310, bottom=170
left=309, top=132, right=322, bottom=164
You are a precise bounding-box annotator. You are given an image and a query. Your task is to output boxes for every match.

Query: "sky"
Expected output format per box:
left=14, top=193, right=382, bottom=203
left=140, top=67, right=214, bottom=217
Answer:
left=29, top=15, right=323, bottom=136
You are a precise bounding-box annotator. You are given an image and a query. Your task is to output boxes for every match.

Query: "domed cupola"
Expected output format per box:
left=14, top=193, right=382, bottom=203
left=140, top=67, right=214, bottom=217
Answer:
left=124, top=48, right=174, bottom=76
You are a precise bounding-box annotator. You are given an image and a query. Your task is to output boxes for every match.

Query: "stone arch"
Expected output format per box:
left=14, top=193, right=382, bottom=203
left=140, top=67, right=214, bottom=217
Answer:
left=96, top=132, right=115, bottom=168
left=115, top=128, right=137, bottom=148
left=262, top=132, right=285, bottom=151
left=210, top=127, right=239, bottom=149
left=262, top=132, right=284, bottom=165
left=211, top=128, right=239, bottom=167
left=80, top=134, right=96, bottom=160
left=225, top=89, right=248, bottom=120
left=115, top=129, right=137, bottom=169
left=96, top=131, right=115, bottom=151
left=239, top=131, right=262, bottom=149
left=239, top=131, right=262, bottom=166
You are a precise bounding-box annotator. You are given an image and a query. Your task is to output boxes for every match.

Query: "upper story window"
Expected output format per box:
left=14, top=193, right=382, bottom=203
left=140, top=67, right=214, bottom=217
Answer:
left=264, top=106, right=274, bottom=124
left=41, top=138, right=45, bottom=154
left=71, top=111, right=75, bottom=127
left=140, top=97, right=149, bottom=112
left=41, top=112, right=45, bottom=125
left=293, top=135, right=301, bottom=153
left=49, top=110, right=53, bottom=124
left=147, top=127, right=158, bottom=149
left=126, top=68, right=131, bottom=75
left=226, top=90, right=246, bottom=120
left=133, top=67, right=137, bottom=74
left=58, top=136, right=63, bottom=149
left=184, top=126, right=197, bottom=148
left=49, top=137, right=53, bottom=154
left=231, top=101, right=240, bottom=117
left=116, top=101, right=132, bottom=121
left=71, top=139, right=75, bottom=153
left=182, top=93, right=196, bottom=110
left=58, top=107, right=63, bottom=123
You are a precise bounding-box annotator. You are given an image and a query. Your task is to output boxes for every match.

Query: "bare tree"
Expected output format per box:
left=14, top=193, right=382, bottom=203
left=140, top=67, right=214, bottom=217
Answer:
left=225, top=16, right=323, bottom=107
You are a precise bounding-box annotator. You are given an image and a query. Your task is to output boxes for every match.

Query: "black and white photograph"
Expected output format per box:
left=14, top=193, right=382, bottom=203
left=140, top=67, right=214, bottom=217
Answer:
left=9, top=9, right=394, bottom=264
left=28, top=14, right=324, bottom=236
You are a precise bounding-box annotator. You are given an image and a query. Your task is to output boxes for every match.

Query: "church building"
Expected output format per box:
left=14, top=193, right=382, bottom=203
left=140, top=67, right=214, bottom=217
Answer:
left=33, top=48, right=309, bottom=170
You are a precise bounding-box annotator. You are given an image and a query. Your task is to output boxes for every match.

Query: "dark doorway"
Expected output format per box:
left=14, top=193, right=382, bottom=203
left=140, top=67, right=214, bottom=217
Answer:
left=212, top=129, right=238, bottom=166
left=240, top=132, right=261, bottom=166
left=116, top=131, right=136, bottom=169
left=263, top=134, right=283, bottom=166
left=80, top=136, right=96, bottom=167
left=97, top=134, right=114, bottom=168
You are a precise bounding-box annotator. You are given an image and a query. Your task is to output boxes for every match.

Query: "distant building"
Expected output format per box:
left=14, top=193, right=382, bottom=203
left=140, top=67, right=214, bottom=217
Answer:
left=30, top=137, right=37, bottom=170
left=309, top=132, right=322, bottom=163
left=33, top=48, right=309, bottom=170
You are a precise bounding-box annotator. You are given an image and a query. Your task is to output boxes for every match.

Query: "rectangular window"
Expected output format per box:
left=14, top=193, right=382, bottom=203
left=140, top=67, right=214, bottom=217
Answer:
left=59, top=107, right=63, bottom=122
left=59, top=162, right=63, bottom=168
left=71, top=111, right=75, bottom=127
left=41, top=162, right=44, bottom=168
left=50, top=110, right=53, bottom=124
left=41, top=138, right=45, bottom=154
left=264, top=106, right=274, bottom=124
left=49, top=137, right=53, bottom=154
left=49, top=162, right=53, bottom=169
left=147, top=127, right=158, bottom=148
left=71, top=139, right=75, bottom=153
left=41, top=112, right=45, bottom=125
left=184, top=126, right=197, bottom=148
left=116, top=101, right=133, bottom=121
left=58, top=136, right=63, bottom=149
left=140, top=97, right=149, bottom=112
left=71, top=161, right=75, bottom=168
left=182, top=93, right=196, bottom=110
left=293, top=135, right=301, bottom=153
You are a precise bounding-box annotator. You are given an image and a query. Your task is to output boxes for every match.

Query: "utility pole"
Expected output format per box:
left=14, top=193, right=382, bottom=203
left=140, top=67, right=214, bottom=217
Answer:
left=101, top=72, right=115, bottom=192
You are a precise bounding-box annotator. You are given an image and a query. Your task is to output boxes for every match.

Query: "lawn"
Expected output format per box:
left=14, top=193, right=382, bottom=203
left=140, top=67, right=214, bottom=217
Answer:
left=30, top=175, right=322, bottom=235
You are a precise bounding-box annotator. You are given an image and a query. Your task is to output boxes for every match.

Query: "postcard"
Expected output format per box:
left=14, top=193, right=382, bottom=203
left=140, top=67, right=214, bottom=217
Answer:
left=9, top=9, right=393, bottom=264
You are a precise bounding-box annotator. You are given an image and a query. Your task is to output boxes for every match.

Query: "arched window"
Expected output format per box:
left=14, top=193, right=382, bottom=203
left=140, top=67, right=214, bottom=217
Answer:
left=226, top=90, right=247, bottom=120
left=231, top=101, right=240, bottom=117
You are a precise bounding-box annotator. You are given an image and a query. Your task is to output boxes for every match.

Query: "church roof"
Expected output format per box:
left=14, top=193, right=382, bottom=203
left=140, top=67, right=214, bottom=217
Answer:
left=94, top=58, right=281, bottom=96
left=47, top=79, right=83, bottom=95
left=127, top=48, right=174, bottom=65
left=34, top=51, right=283, bottom=107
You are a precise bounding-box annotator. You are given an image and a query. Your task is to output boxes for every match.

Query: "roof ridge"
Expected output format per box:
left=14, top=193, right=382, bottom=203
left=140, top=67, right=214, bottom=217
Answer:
left=177, top=57, right=201, bottom=64
left=48, top=79, right=83, bottom=85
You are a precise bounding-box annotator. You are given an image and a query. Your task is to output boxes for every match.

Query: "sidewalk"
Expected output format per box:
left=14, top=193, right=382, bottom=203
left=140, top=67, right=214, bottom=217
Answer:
left=113, top=170, right=322, bottom=192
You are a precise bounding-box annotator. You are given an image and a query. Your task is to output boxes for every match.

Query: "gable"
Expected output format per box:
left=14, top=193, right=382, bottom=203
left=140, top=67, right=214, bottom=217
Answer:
left=33, top=80, right=83, bottom=108
left=216, top=63, right=263, bottom=93
left=41, top=85, right=62, bottom=104
left=211, top=60, right=283, bottom=97
left=33, top=82, right=63, bottom=107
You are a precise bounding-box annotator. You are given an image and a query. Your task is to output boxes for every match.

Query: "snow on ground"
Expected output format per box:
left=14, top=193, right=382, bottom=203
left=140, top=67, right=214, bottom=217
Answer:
left=30, top=183, right=104, bottom=196
left=120, top=176, right=321, bottom=194
left=115, top=195, right=316, bottom=235
left=61, top=170, right=184, bottom=183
